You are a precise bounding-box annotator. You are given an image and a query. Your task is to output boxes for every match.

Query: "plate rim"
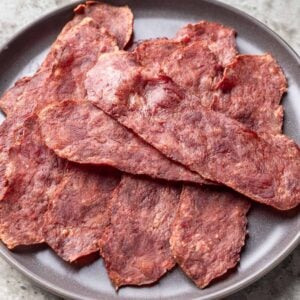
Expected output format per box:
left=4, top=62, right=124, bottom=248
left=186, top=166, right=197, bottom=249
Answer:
left=0, top=0, right=299, bottom=299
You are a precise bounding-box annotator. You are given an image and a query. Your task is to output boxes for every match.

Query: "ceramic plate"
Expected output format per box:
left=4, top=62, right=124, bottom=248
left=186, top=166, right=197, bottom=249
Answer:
left=0, top=1, right=299, bottom=299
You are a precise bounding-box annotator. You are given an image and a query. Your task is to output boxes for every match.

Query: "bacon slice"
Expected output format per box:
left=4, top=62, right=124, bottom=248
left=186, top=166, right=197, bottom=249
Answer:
left=85, top=51, right=300, bottom=210
left=99, top=175, right=180, bottom=288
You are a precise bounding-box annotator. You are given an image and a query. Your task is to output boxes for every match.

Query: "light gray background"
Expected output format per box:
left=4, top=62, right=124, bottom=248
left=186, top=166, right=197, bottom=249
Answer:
left=0, top=0, right=299, bottom=299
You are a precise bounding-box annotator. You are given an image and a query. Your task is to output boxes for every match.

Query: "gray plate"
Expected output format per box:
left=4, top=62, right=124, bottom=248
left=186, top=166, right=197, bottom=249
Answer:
left=0, top=1, right=299, bottom=299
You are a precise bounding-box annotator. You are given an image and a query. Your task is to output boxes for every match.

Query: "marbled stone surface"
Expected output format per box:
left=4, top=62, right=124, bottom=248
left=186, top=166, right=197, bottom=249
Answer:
left=0, top=0, right=299, bottom=299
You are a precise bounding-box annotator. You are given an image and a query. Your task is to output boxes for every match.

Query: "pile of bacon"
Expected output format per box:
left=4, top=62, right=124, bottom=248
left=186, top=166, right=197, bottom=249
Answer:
left=0, top=1, right=298, bottom=290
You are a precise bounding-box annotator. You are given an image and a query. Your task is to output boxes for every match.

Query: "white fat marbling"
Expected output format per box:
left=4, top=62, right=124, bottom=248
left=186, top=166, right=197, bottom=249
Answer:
left=0, top=0, right=299, bottom=299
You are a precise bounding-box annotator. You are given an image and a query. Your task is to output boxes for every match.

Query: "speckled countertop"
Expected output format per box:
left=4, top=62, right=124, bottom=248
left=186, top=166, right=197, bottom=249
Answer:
left=0, top=0, right=299, bottom=299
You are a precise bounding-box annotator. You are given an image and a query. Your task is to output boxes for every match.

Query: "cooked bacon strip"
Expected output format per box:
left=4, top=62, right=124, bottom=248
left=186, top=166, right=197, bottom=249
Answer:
left=99, top=175, right=180, bottom=288
left=85, top=51, right=300, bottom=210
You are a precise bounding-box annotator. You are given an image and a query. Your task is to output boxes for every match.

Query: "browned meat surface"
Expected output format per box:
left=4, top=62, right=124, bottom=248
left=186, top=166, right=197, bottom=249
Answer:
left=132, top=31, right=255, bottom=288
left=167, top=55, right=285, bottom=288
left=135, top=39, right=223, bottom=93
left=38, top=21, right=213, bottom=185
left=134, top=32, right=254, bottom=289
left=72, top=1, right=133, bottom=49
left=0, top=17, right=119, bottom=247
left=0, top=119, right=14, bottom=201
left=86, top=39, right=250, bottom=287
left=135, top=21, right=236, bottom=69
left=0, top=0, right=292, bottom=290
left=37, top=21, right=244, bottom=186
left=37, top=18, right=251, bottom=288
left=43, top=166, right=120, bottom=262
left=0, top=69, right=47, bottom=117
left=215, top=54, right=287, bottom=134
left=99, top=175, right=181, bottom=288
left=0, top=3, right=133, bottom=256
left=170, top=185, right=250, bottom=288
left=139, top=41, right=219, bottom=101
left=0, top=18, right=118, bottom=117
left=43, top=19, right=118, bottom=103
left=176, top=21, right=237, bottom=66
left=136, top=40, right=286, bottom=133
left=38, top=1, right=132, bottom=70
left=0, top=77, right=30, bottom=117
left=38, top=100, right=207, bottom=184
left=161, top=41, right=222, bottom=101
left=4, top=4, right=208, bottom=187
left=135, top=37, right=286, bottom=287
left=135, top=38, right=182, bottom=74
left=0, top=2, right=133, bottom=116
left=0, top=113, right=120, bottom=261
left=85, top=51, right=300, bottom=210
left=0, top=117, right=66, bottom=248
left=160, top=46, right=285, bottom=287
